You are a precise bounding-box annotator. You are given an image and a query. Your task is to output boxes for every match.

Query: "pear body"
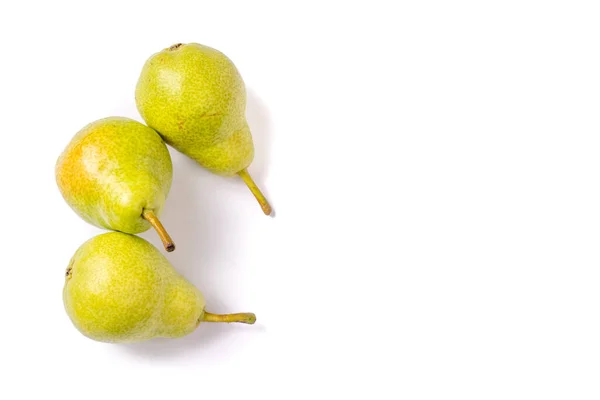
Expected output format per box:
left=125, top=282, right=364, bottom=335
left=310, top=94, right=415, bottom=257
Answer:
left=135, top=43, right=254, bottom=176
left=63, top=232, right=205, bottom=343
left=56, top=117, right=172, bottom=234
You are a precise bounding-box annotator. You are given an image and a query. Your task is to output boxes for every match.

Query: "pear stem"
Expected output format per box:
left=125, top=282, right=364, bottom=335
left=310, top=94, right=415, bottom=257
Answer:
left=202, top=311, right=257, bottom=324
left=237, top=168, right=272, bottom=216
left=142, top=209, right=176, bottom=252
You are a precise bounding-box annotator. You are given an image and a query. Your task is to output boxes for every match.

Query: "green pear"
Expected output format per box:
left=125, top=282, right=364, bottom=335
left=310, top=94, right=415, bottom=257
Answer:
left=64, top=232, right=256, bottom=343
left=135, top=43, right=272, bottom=215
left=56, top=117, right=176, bottom=251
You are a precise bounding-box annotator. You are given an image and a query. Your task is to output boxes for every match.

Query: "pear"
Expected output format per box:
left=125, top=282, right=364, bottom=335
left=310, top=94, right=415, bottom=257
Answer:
left=63, top=232, right=256, bottom=343
left=135, top=43, right=272, bottom=215
left=56, top=117, right=176, bottom=252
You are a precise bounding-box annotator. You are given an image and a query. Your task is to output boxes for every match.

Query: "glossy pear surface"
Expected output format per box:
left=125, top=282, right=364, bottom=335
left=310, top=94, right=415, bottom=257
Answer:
left=135, top=43, right=253, bottom=176
left=56, top=117, right=173, bottom=234
left=63, top=232, right=205, bottom=343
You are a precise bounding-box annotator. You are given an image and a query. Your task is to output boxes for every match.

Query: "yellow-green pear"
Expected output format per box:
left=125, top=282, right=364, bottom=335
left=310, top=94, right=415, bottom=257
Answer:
left=56, top=117, right=176, bottom=251
left=135, top=43, right=272, bottom=215
left=63, top=232, right=256, bottom=343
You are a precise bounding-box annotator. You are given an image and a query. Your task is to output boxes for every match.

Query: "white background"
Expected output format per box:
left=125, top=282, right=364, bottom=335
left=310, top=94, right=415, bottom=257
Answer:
left=0, top=1, right=599, bottom=398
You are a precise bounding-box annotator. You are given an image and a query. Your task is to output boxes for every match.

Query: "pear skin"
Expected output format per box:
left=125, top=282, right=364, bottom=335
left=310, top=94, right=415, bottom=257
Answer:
left=56, top=117, right=176, bottom=251
left=135, top=43, right=272, bottom=215
left=64, top=232, right=256, bottom=343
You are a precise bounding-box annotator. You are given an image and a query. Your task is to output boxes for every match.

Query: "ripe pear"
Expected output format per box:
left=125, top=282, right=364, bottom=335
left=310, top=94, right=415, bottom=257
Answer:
left=63, top=232, right=256, bottom=343
left=135, top=43, right=272, bottom=215
left=56, top=117, right=176, bottom=251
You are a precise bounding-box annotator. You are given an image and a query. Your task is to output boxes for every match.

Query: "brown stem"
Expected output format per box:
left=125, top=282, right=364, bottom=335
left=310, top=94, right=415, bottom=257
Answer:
left=201, top=311, right=256, bottom=324
left=168, top=43, right=184, bottom=51
left=237, top=168, right=272, bottom=216
left=142, top=209, right=175, bottom=252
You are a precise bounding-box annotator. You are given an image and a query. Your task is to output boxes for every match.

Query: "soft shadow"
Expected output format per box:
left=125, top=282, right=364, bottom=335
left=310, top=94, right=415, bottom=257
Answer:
left=245, top=89, right=273, bottom=180
left=106, top=100, right=144, bottom=123
left=114, top=90, right=274, bottom=360
left=120, top=320, right=264, bottom=361
left=123, top=153, right=239, bottom=359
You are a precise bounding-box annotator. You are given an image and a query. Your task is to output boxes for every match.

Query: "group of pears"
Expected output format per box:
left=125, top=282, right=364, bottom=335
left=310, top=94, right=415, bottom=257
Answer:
left=56, top=43, right=269, bottom=343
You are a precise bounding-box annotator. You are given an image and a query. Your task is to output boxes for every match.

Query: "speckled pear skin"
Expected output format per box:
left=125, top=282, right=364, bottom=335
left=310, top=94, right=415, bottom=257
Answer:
left=55, top=117, right=172, bottom=234
left=63, top=232, right=206, bottom=343
left=135, top=43, right=254, bottom=176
